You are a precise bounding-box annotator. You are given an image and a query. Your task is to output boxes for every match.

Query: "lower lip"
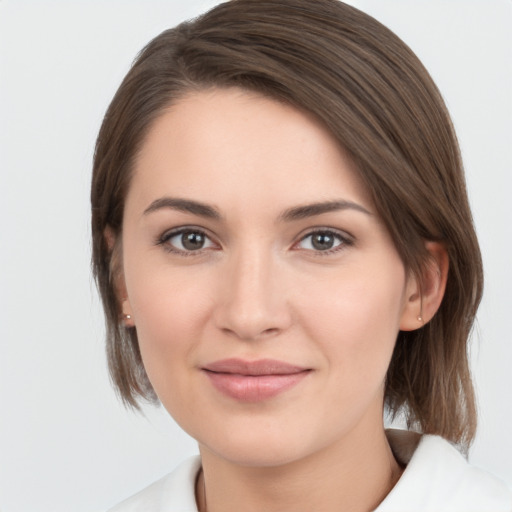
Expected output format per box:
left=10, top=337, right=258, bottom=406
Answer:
left=203, top=371, right=310, bottom=402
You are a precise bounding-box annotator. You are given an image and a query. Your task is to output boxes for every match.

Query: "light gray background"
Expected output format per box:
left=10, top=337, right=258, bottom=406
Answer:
left=1, top=1, right=511, bottom=511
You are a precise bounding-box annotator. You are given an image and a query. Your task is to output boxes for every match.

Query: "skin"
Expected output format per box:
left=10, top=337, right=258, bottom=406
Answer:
left=118, top=88, right=447, bottom=512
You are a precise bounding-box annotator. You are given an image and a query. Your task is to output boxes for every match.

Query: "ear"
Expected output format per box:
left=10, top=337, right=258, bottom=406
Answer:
left=400, top=241, right=449, bottom=331
left=104, top=226, right=134, bottom=327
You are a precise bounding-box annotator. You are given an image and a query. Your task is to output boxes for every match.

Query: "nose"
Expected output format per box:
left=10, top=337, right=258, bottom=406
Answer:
left=213, top=247, right=292, bottom=341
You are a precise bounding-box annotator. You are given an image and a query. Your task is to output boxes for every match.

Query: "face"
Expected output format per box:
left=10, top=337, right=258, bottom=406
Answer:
left=120, top=88, right=417, bottom=467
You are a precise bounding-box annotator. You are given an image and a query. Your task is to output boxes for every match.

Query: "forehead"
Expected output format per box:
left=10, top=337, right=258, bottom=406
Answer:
left=128, top=87, right=373, bottom=216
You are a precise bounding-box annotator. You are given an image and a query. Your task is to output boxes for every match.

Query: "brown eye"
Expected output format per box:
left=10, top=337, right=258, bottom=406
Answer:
left=297, top=230, right=349, bottom=253
left=160, top=228, right=216, bottom=253
left=311, top=232, right=336, bottom=250
left=181, top=231, right=206, bottom=250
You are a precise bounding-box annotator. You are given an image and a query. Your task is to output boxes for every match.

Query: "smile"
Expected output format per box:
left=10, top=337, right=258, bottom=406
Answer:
left=202, top=358, right=311, bottom=402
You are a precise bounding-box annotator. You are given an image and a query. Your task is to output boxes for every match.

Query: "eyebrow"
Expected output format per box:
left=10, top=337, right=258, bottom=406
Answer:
left=143, top=197, right=222, bottom=219
left=278, top=200, right=372, bottom=222
left=142, top=197, right=371, bottom=221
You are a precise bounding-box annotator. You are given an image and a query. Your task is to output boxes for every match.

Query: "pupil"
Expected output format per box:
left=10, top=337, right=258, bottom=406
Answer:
left=312, top=233, right=334, bottom=250
left=182, top=232, right=204, bottom=250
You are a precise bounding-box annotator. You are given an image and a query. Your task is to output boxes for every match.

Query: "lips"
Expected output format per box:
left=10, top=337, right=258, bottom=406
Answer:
left=202, top=358, right=311, bottom=402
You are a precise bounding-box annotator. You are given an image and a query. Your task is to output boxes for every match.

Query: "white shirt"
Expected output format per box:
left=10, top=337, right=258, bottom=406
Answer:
left=108, top=430, right=512, bottom=511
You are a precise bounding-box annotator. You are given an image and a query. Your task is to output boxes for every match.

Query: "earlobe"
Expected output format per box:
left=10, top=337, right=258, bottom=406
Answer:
left=103, top=226, right=134, bottom=327
left=400, top=241, right=449, bottom=331
left=121, top=299, right=135, bottom=327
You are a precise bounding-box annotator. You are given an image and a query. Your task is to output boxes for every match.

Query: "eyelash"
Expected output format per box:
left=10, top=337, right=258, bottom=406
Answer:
left=294, top=229, right=354, bottom=255
left=156, top=227, right=353, bottom=256
left=156, top=227, right=218, bottom=256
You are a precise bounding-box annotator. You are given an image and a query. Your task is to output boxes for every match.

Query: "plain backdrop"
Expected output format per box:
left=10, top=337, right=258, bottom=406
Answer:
left=0, top=1, right=511, bottom=511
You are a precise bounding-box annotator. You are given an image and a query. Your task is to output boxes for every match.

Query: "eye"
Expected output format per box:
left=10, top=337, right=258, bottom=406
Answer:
left=158, top=228, right=217, bottom=254
left=296, top=230, right=350, bottom=253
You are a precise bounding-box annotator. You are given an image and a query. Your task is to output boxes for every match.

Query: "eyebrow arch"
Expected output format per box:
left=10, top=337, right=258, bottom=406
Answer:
left=279, top=200, right=372, bottom=222
left=143, top=197, right=222, bottom=220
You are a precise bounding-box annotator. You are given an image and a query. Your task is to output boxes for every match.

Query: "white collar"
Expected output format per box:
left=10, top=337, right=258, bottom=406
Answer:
left=109, top=430, right=511, bottom=511
left=377, top=429, right=512, bottom=511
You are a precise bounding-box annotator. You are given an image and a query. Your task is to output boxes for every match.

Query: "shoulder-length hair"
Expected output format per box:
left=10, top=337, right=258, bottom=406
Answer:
left=91, top=0, right=483, bottom=451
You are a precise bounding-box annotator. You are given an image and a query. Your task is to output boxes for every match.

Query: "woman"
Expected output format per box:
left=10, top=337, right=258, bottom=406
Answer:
left=91, top=0, right=512, bottom=510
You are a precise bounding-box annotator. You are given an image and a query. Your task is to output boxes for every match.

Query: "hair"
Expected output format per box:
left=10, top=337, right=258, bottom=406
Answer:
left=91, top=0, right=483, bottom=451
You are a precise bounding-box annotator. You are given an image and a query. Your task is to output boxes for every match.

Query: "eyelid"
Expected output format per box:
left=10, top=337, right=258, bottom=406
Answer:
left=155, top=225, right=353, bottom=255
left=156, top=225, right=220, bottom=255
left=292, top=227, right=354, bottom=254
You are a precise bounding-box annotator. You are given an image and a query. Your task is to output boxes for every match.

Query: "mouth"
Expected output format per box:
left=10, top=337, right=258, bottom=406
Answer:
left=202, top=358, right=312, bottom=402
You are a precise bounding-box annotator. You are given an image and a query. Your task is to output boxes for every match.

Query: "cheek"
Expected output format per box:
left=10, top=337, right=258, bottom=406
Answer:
left=298, top=259, right=407, bottom=377
left=123, top=258, right=215, bottom=391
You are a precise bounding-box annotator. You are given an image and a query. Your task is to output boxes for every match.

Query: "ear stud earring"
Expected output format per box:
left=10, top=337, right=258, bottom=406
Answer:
left=417, top=316, right=423, bottom=323
left=120, top=313, right=133, bottom=327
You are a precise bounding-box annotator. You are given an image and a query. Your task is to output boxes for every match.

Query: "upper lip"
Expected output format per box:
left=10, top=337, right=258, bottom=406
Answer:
left=202, top=358, right=309, bottom=376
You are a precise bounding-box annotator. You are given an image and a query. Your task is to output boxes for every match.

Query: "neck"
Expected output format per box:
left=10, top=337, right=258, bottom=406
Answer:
left=196, top=425, right=403, bottom=512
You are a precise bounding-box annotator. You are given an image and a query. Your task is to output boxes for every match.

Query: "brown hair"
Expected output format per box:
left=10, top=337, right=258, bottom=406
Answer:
left=91, top=0, right=483, bottom=450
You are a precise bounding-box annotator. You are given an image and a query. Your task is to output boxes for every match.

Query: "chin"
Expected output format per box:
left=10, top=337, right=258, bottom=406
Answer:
left=195, top=417, right=332, bottom=469
left=204, top=439, right=309, bottom=468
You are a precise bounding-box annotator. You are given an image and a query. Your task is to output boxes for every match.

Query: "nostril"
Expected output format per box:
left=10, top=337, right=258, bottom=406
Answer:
left=220, top=326, right=280, bottom=341
left=261, top=327, right=279, bottom=337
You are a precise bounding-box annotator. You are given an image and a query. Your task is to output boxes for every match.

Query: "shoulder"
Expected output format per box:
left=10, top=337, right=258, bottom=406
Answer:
left=107, top=456, right=201, bottom=512
left=378, top=430, right=512, bottom=512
